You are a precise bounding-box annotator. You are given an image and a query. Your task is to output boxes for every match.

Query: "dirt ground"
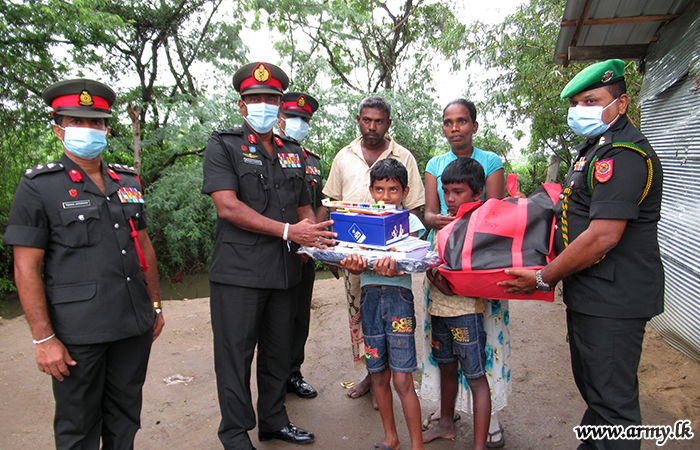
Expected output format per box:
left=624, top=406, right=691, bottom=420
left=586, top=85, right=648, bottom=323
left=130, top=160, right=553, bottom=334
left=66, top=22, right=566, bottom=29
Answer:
left=1, top=275, right=698, bottom=449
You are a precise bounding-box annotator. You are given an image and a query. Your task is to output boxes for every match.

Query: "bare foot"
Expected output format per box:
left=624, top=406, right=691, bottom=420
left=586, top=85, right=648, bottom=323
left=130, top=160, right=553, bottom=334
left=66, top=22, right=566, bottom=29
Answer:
left=347, top=372, right=371, bottom=399
left=422, top=420, right=456, bottom=443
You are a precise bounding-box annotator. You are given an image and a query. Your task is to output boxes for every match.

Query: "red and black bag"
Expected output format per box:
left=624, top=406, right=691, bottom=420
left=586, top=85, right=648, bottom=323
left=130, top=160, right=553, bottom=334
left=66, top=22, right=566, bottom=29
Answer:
left=437, top=175, right=561, bottom=301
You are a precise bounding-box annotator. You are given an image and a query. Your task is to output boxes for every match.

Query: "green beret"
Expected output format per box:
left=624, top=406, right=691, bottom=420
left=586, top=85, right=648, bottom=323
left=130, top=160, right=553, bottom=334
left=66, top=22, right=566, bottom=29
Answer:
left=560, top=59, right=625, bottom=99
left=233, top=62, right=289, bottom=96
left=281, top=92, right=319, bottom=119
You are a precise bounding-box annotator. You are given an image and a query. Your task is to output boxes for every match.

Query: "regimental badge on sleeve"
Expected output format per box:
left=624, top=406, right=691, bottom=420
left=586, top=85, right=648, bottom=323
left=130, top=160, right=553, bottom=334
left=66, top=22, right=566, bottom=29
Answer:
left=594, top=159, right=613, bottom=183
left=117, top=187, right=145, bottom=203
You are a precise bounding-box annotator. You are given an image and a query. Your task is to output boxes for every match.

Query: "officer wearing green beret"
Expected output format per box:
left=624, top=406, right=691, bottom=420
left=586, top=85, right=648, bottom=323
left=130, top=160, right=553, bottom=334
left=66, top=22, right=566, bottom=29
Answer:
left=499, top=59, right=664, bottom=449
left=202, top=63, right=335, bottom=449
left=3, top=79, right=165, bottom=449
left=276, top=92, right=326, bottom=399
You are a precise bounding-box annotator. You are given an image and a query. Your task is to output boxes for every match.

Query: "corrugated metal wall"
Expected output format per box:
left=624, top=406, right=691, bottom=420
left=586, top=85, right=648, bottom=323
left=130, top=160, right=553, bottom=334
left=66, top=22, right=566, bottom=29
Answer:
left=640, top=5, right=700, bottom=363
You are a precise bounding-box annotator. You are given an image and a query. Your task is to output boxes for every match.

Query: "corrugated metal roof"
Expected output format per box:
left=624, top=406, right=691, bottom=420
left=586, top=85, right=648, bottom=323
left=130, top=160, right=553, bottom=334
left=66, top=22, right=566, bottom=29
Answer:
left=554, top=0, right=693, bottom=65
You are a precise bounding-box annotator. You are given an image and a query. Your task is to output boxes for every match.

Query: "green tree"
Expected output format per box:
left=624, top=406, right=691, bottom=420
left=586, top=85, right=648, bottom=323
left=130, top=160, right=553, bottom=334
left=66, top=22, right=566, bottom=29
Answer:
left=464, top=0, right=642, bottom=194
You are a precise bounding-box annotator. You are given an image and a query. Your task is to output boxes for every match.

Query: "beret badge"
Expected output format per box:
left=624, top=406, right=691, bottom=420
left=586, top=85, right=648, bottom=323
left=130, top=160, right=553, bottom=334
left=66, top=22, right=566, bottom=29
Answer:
left=601, top=70, right=614, bottom=83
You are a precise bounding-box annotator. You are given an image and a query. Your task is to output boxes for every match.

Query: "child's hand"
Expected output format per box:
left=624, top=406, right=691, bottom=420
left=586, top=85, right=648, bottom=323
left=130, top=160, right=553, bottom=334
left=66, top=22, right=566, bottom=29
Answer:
left=373, top=256, right=404, bottom=277
left=426, top=268, right=454, bottom=295
left=339, top=253, right=367, bottom=275
left=434, top=214, right=455, bottom=230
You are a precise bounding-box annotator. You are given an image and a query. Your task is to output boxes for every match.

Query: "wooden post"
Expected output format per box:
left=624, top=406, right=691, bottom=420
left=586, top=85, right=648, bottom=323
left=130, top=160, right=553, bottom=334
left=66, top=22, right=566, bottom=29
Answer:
left=128, top=104, right=142, bottom=175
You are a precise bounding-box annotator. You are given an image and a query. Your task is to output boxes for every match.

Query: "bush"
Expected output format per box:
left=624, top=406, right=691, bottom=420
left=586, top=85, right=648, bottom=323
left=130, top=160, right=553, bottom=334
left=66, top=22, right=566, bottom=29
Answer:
left=145, top=160, right=217, bottom=276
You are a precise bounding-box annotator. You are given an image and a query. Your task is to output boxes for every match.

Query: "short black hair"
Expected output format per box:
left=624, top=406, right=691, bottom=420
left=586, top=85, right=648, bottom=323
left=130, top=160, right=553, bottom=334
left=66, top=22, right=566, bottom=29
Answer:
left=443, top=99, right=477, bottom=122
left=359, top=96, right=391, bottom=119
left=604, top=79, right=627, bottom=99
left=441, top=157, right=485, bottom=197
left=370, top=158, right=408, bottom=190
left=53, top=115, right=109, bottom=127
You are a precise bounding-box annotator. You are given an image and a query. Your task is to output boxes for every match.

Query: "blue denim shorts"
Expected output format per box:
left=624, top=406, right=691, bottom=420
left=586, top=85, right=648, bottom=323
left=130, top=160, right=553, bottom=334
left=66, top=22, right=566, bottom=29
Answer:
left=360, top=285, right=417, bottom=373
left=431, top=313, right=486, bottom=379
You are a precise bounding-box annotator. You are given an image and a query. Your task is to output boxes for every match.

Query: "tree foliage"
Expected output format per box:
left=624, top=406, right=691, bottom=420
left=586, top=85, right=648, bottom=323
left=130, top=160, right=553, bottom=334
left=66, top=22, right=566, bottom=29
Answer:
left=464, top=0, right=642, bottom=193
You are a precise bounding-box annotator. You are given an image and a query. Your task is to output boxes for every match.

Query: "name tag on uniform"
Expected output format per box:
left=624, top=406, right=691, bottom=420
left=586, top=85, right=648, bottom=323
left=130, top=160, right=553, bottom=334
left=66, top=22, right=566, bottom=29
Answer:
left=305, top=166, right=321, bottom=175
left=62, top=199, right=91, bottom=209
left=279, top=153, right=301, bottom=168
left=117, top=187, right=145, bottom=203
left=244, top=157, right=263, bottom=166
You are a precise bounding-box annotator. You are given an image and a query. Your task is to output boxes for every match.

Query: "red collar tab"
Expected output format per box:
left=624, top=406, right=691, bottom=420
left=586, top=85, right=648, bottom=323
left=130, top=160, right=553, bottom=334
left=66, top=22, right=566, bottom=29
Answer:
left=108, top=169, right=122, bottom=181
left=69, top=169, right=83, bottom=182
left=274, top=136, right=283, bottom=147
left=303, top=149, right=308, bottom=159
left=248, top=134, right=257, bottom=144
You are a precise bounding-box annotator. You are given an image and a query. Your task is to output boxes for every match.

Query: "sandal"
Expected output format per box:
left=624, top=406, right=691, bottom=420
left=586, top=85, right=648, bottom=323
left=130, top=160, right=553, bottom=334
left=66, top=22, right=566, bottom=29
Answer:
left=372, top=443, right=398, bottom=450
left=421, top=411, right=461, bottom=431
left=486, top=422, right=505, bottom=448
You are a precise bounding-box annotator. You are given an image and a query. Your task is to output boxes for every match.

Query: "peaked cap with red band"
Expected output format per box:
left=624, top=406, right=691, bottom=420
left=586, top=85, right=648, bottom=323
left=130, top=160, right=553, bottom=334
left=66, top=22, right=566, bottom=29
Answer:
left=281, top=92, right=319, bottom=119
left=42, top=79, right=116, bottom=118
left=233, top=62, right=289, bottom=96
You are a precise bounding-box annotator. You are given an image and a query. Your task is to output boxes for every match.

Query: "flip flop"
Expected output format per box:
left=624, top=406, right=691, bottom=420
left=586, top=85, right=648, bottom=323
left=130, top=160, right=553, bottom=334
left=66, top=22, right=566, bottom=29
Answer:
left=371, top=443, right=398, bottom=450
left=421, top=411, right=461, bottom=431
left=486, top=422, right=505, bottom=448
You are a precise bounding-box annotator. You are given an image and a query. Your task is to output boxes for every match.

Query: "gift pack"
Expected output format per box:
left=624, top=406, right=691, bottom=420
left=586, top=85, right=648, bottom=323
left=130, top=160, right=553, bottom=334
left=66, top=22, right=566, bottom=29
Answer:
left=326, top=200, right=410, bottom=246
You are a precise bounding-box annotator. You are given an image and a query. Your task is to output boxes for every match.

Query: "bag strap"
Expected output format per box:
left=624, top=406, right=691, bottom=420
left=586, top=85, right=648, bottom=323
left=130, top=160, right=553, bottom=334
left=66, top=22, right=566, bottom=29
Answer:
left=506, top=173, right=518, bottom=198
left=511, top=197, right=528, bottom=267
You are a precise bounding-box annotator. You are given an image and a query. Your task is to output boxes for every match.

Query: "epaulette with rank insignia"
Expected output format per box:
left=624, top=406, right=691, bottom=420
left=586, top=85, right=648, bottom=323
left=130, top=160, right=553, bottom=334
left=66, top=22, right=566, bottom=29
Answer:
left=108, top=163, right=138, bottom=175
left=303, top=147, right=320, bottom=159
left=24, top=161, right=64, bottom=179
left=218, top=127, right=245, bottom=136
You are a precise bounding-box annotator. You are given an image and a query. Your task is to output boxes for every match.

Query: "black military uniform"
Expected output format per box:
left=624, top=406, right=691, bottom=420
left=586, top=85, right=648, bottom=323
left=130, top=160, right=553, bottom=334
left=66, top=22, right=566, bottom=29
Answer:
left=279, top=92, right=323, bottom=398
left=555, top=60, right=664, bottom=450
left=202, top=62, right=314, bottom=449
left=3, top=79, right=156, bottom=449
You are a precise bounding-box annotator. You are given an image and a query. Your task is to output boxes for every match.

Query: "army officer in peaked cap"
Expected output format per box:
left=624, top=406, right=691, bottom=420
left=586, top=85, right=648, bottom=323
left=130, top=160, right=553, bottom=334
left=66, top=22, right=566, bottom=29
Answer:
left=276, top=92, right=326, bottom=399
left=499, top=60, right=664, bottom=450
left=3, top=79, right=165, bottom=449
left=202, top=63, right=336, bottom=449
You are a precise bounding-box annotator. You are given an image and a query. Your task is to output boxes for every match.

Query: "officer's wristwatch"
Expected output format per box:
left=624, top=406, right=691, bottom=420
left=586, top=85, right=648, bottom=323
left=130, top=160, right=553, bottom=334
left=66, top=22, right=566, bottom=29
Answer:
left=535, top=270, right=553, bottom=293
left=153, top=301, right=163, bottom=316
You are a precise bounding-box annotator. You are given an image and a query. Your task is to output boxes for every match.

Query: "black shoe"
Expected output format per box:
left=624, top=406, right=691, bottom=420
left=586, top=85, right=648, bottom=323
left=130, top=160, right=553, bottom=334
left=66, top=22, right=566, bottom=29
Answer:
left=259, top=422, right=315, bottom=445
left=287, top=373, right=318, bottom=398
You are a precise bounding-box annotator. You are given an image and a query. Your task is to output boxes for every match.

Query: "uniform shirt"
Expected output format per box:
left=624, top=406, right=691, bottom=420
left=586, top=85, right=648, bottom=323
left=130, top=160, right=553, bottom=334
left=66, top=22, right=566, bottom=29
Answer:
left=2, top=155, right=153, bottom=345
left=202, top=124, right=311, bottom=289
left=425, top=147, right=503, bottom=208
left=302, top=148, right=324, bottom=213
left=554, top=115, right=664, bottom=319
left=322, top=136, right=425, bottom=210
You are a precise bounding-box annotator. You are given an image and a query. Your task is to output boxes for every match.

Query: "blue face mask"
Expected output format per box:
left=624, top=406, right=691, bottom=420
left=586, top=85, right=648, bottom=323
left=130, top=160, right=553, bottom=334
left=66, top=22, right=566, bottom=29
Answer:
left=282, top=117, right=310, bottom=142
left=567, top=98, right=619, bottom=138
left=244, top=102, right=279, bottom=134
left=60, top=126, right=108, bottom=159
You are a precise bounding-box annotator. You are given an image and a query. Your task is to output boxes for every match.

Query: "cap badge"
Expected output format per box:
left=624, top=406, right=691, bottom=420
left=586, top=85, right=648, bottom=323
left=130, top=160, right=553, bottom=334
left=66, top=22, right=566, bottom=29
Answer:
left=601, top=70, right=614, bottom=83
left=253, top=63, right=271, bottom=83
left=297, top=95, right=307, bottom=107
left=78, top=90, right=94, bottom=106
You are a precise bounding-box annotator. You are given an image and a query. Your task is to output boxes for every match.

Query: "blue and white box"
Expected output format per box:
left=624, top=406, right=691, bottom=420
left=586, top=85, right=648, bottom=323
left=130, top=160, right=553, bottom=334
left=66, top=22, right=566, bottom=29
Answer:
left=332, top=210, right=410, bottom=246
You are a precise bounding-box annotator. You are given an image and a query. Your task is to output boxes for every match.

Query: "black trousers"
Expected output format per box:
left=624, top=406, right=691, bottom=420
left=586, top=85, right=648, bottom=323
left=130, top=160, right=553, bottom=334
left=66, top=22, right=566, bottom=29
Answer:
left=52, top=330, right=153, bottom=450
left=567, top=309, right=648, bottom=450
left=210, top=282, right=297, bottom=450
left=290, top=259, right=315, bottom=376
